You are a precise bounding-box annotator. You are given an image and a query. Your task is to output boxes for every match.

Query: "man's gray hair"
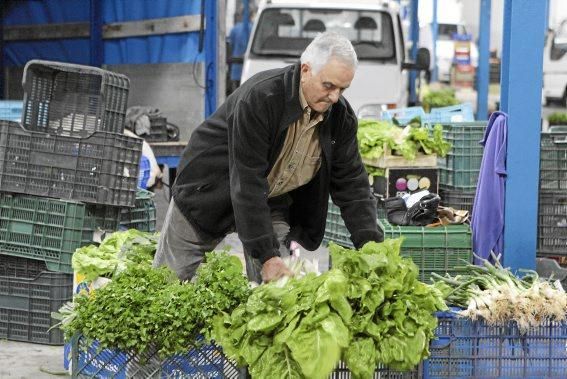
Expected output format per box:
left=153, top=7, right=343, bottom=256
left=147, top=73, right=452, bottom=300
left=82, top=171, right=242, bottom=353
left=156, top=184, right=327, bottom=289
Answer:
left=300, top=32, right=358, bottom=74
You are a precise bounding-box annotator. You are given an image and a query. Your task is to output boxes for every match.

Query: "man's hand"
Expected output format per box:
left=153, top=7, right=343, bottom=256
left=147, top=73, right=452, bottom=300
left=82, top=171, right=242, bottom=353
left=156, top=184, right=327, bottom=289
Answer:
left=261, top=256, right=293, bottom=283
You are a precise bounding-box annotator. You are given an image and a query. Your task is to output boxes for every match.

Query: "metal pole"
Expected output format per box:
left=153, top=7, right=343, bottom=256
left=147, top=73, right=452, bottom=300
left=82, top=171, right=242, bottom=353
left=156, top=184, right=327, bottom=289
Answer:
left=409, top=0, right=419, bottom=105
left=204, top=0, right=218, bottom=117
left=431, top=0, right=438, bottom=82
left=500, top=0, right=546, bottom=271
left=476, top=0, right=491, bottom=120
left=89, top=0, right=103, bottom=67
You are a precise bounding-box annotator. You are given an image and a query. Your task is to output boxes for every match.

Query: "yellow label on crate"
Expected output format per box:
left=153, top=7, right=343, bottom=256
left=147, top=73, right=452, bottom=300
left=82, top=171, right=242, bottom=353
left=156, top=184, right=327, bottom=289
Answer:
left=73, top=272, right=111, bottom=296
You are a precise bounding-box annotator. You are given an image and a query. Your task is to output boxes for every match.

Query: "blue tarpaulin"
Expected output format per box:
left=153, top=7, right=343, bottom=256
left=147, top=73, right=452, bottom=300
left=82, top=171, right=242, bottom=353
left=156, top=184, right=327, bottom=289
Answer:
left=3, top=0, right=205, bottom=66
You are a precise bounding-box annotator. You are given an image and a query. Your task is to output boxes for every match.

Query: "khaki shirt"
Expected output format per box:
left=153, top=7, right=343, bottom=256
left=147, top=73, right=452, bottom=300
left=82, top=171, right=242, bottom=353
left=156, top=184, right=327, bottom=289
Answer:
left=267, top=87, right=323, bottom=198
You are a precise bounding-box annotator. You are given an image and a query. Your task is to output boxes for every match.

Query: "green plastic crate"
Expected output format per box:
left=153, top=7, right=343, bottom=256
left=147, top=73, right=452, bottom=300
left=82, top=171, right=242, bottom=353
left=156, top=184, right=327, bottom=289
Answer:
left=120, top=189, right=156, bottom=232
left=0, top=193, right=120, bottom=273
left=323, top=198, right=385, bottom=248
left=437, top=122, right=486, bottom=190
left=378, top=219, right=472, bottom=282
left=539, top=131, right=567, bottom=192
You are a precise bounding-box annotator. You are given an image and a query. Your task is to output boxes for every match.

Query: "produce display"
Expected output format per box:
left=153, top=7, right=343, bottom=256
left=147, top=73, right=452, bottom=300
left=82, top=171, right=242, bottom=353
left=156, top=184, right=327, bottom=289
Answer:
left=357, top=119, right=451, bottom=176
left=421, top=88, right=459, bottom=113
left=71, top=229, right=159, bottom=281
left=213, top=239, right=447, bottom=379
left=433, top=254, right=567, bottom=332
left=53, top=232, right=250, bottom=358
left=547, top=111, right=567, bottom=126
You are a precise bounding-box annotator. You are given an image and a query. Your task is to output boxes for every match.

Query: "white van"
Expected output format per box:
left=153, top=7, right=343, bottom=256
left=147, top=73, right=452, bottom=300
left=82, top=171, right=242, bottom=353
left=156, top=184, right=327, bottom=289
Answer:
left=239, top=0, right=429, bottom=117
left=543, top=20, right=567, bottom=106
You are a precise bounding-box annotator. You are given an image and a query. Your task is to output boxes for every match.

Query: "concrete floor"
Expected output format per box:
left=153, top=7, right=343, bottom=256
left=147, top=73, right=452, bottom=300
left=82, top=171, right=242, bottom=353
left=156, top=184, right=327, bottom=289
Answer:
left=1, top=99, right=564, bottom=378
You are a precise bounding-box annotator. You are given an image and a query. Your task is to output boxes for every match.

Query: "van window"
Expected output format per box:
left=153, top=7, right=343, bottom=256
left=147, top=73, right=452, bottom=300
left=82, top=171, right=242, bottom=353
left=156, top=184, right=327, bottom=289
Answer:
left=250, top=8, right=396, bottom=61
left=437, top=23, right=467, bottom=40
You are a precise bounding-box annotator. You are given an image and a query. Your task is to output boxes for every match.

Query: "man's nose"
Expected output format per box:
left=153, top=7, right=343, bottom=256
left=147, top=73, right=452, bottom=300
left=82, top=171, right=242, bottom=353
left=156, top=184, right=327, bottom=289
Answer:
left=328, top=89, right=340, bottom=103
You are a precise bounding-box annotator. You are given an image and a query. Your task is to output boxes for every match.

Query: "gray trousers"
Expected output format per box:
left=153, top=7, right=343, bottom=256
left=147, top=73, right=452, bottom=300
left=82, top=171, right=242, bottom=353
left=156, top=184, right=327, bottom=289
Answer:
left=153, top=199, right=290, bottom=283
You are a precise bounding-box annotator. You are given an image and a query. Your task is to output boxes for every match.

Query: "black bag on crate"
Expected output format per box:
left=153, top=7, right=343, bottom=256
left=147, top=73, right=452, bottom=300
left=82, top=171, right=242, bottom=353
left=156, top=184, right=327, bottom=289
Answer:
left=384, top=193, right=441, bottom=226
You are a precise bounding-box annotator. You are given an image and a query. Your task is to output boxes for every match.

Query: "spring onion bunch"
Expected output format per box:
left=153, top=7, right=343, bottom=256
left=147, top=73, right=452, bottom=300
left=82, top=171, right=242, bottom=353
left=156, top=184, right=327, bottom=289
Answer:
left=432, top=254, right=567, bottom=333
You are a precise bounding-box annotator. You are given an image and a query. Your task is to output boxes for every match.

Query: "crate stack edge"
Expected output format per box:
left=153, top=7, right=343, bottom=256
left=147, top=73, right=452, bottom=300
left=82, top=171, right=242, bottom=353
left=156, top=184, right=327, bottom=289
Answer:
left=0, top=60, right=145, bottom=345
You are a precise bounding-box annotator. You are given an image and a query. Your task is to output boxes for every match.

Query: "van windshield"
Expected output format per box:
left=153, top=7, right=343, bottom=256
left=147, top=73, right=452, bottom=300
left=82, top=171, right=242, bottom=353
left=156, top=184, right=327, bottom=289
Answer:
left=250, top=8, right=396, bottom=61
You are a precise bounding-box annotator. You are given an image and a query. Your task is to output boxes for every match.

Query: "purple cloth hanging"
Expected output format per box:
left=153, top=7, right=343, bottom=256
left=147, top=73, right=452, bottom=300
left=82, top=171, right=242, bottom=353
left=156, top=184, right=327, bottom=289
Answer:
left=471, top=111, right=508, bottom=264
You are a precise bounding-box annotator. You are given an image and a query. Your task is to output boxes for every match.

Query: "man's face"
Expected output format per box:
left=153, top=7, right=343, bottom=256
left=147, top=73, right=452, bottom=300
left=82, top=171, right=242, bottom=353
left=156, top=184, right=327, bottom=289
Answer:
left=300, top=58, right=355, bottom=113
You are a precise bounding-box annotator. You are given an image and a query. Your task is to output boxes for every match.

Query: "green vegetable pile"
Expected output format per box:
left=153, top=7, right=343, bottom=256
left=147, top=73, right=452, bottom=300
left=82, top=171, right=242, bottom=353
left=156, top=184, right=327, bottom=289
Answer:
left=72, top=229, right=159, bottom=281
left=547, top=111, right=567, bottom=126
left=357, top=119, right=452, bottom=165
left=421, top=88, right=459, bottom=112
left=213, top=239, right=447, bottom=379
left=54, top=247, right=250, bottom=358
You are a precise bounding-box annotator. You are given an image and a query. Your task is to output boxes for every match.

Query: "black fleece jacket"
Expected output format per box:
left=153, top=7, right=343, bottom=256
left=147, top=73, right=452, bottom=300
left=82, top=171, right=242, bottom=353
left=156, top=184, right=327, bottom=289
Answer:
left=172, top=63, right=382, bottom=263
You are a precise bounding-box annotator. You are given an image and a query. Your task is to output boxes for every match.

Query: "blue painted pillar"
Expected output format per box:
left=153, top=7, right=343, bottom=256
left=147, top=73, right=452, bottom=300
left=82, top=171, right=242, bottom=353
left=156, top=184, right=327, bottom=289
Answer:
left=204, top=0, right=218, bottom=117
left=431, top=0, right=438, bottom=82
left=476, top=0, right=491, bottom=120
left=500, top=0, right=546, bottom=271
left=243, top=0, right=250, bottom=40
left=0, top=3, right=4, bottom=99
left=544, top=0, right=550, bottom=33
left=89, top=0, right=103, bottom=67
left=409, top=0, right=419, bottom=105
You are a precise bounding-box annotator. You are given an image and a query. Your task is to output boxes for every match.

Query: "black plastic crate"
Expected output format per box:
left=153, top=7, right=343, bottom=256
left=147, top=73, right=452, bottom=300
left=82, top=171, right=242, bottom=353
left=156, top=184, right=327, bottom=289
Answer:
left=537, top=192, right=567, bottom=257
left=0, top=255, right=73, bottom=345
left=0, top=120, right=141, bottom=207
left=540, top=131, right=567, bottom=192
left=22, top=60, right=129, bottom=138
left=143, top=116, right=169, bottom=142
left=120, top=189, right=156, bottom=232
left=439, top=187, right=475, bottom=215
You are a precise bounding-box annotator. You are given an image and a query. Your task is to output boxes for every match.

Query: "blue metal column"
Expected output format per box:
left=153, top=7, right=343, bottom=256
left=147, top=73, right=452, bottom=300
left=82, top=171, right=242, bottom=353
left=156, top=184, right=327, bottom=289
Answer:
left=409, top=0, right=419, bottom=105
left=243, top=0, right=250, bottom=39
left=0, top=2, right=4, bottom=99
left=204, top=0, right=218, bottom=117
left=500, top=0, right=546, bottom=271
left=476, top=0, right=491, bottom=120
left=431, top=0, right=438, bottom=82
left=89, top=0, right=103, bottom=67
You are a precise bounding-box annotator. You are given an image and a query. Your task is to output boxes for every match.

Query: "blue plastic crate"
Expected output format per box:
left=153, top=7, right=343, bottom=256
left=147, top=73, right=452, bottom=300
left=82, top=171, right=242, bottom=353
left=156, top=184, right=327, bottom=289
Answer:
left=0, top=100, right=23, bottom=122
left=380, top=106, right=426, bottom=125
left=423, top=103, right=475, bottom=125
left=71, top=334, right=239, bottom=378
left=423, top=311, right=567, bottom=378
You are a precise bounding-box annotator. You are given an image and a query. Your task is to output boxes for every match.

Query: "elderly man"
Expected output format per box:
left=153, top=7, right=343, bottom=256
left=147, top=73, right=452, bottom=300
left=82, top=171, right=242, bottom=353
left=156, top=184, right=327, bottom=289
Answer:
left=154, top=32, right=383, bottom=283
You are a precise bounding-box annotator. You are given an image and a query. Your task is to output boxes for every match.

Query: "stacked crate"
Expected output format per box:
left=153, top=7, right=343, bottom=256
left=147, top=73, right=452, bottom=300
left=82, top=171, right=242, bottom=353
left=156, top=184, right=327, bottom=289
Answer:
left=537, top=130, right=567, bottom=259
left=0, top=60, right=145, bottom=345
left=437, top=121, right=487, bottom=215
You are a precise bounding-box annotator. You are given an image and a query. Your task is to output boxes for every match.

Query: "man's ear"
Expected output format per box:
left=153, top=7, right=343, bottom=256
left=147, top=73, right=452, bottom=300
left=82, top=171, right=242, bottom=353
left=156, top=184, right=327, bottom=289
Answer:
left=300, top=63, right=310, bottom=76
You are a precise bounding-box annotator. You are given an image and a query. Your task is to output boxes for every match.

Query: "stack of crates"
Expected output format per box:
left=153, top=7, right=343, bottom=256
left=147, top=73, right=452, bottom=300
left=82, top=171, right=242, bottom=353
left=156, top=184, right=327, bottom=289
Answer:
left=437, top=121, right=487, bottom=215
left=537, top=130, right=567, bottom=259
left=0, top=60, right=147, bottom=345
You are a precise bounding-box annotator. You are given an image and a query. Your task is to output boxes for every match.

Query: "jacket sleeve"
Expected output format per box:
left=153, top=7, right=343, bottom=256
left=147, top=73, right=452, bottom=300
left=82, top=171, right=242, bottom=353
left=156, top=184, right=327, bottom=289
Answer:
left=227, top=93, right=282, bottom=264
left=330, top=107, right=383, bottom=247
